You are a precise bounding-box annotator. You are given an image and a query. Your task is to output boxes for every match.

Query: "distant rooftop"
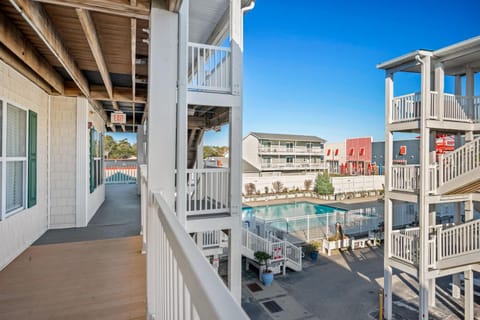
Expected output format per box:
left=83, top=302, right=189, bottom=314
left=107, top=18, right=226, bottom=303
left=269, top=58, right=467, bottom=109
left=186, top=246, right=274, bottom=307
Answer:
left=248, top=132, right=326, bottom=143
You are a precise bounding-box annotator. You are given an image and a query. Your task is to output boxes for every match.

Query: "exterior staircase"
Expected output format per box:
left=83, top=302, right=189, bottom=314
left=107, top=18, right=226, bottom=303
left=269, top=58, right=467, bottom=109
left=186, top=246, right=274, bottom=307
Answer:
left=437, top=136, right=480, bottom=195
left=241, top=228, right=302, bottom=272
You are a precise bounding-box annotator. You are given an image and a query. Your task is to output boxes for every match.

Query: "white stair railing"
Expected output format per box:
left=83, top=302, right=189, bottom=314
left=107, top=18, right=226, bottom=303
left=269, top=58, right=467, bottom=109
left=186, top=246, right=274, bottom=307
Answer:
left=443, top=94, right=480, bottom=122
left=438, top=136, right=480, bottom=187
left=188, top=42, right=231, bottom=92
left=438, top=219, right=480, bottom=260
left=186, top=168, right=230, bottom=216
left=202, top=231, right=221, bottom=249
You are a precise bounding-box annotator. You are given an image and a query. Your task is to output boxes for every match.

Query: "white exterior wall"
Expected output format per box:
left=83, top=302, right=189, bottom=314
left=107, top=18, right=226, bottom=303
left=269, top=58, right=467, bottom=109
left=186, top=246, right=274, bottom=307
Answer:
left=50, top=96, right=77, bottom=228
left=324, top=141, right=346, bottom=164
left=243, top=173, right=385, bottom=194
left=0, top=61, right=48, bottom=270
left=242, top=135, right=260, bottom=170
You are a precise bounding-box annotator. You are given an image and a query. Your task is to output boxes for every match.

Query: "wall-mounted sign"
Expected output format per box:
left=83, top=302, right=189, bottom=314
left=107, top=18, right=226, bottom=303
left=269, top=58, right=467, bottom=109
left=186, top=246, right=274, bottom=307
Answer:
left=111, top=112, right=126, bottom=124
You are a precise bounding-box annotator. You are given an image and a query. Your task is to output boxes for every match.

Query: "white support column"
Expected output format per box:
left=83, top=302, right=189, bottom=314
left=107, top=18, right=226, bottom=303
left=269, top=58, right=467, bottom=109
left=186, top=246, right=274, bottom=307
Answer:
left=434, top=63, right=444, bottom=120
left=75, top=97, right=88, bottom=227
left=226, top=0, right=243, bottom=304
left=452, top=202, right=462, bottom=299
left=146, top=1, right=178, bottom=316
left=384, top=71, right=394, bottom=320
left=454, top=75, right=462, bottom=96
left=196, top=133, right=204, bottom=169
left=418, top=54, right=431, bottom=320
left=136, top=124, right=146, bottom=195
left=464, top=269, right=474, bottom=320
left=228, top=105, right=242, bottom=303
left=428, top=278, right=436, bottom=307
left=176, top=0, right=189, bottom=226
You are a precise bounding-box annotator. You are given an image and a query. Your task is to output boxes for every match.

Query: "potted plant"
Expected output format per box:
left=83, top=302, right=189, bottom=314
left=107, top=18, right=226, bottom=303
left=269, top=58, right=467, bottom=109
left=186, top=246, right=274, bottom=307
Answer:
left=254, top=251, right=274, bottom=286
left=307, top=240, right=321, bottom=261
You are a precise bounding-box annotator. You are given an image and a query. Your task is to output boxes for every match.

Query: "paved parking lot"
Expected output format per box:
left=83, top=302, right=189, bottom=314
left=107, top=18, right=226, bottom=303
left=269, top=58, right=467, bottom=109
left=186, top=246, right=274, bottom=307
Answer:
left=242, top=245, right=480, bottom=319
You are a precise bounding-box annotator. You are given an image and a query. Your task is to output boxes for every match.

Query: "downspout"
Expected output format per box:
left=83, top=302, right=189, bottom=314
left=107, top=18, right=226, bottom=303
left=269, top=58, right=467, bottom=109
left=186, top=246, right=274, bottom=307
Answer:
left=242, top=0, right=255, bottom=13
left=415, top=54, right=424, bottom=66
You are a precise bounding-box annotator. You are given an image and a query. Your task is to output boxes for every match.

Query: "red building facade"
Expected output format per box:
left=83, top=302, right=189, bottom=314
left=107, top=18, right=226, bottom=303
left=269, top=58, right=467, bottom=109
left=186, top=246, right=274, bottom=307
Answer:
left=344, top=137, right=372, bottom=175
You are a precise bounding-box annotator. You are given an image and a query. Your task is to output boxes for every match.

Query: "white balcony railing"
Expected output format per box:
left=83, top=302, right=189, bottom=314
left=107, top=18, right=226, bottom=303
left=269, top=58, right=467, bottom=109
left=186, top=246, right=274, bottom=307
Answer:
left=391, top=165, right=420, bottom=192
left=443, top=94, right=480, bottom=122
left=391, top=92, right=421, bottom=122
left=261, top=162, right=325, bottom=170
left=188, top=42, right=231, bottom=93
left=141, top=171, right=247, bottom=319
left=186, top=168, right=230, bottom=216
left=391, top=231, right=418, bottom=265
left=391, top=92, right=480, bottom=123
left=258, top=146, right=324, bottom=154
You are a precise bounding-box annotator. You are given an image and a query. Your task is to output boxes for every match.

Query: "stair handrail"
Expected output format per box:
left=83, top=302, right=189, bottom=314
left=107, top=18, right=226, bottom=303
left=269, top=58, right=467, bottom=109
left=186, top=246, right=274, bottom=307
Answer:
left=438, top=136, right=480, bottom=186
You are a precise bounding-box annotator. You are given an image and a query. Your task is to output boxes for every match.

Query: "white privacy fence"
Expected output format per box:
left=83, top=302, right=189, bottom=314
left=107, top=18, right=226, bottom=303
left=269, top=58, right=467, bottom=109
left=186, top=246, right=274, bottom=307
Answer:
left=188, top=42, right=231, bottom=92
left=145, top=191, right=248, bottom=320
left=186, top=168, right=230, bottom=216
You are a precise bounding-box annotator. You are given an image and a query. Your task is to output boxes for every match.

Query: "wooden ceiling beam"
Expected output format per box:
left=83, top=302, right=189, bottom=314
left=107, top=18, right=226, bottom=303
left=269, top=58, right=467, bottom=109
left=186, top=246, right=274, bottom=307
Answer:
left=32, top=0, right=150, bottom=20
left=10, top=0, right=90, bottom=97
left=0, top=44, right=53, bottom=93
left=64, top=83, right=147, bottom=103
left=76, top=9, right=113, bottom=100
left=0, top=11, right=64, bottom=94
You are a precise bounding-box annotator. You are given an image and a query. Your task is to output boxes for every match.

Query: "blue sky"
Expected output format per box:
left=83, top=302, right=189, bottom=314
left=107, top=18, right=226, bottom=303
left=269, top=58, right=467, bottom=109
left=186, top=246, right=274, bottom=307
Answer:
left=203, top=0, right=480, bottom=146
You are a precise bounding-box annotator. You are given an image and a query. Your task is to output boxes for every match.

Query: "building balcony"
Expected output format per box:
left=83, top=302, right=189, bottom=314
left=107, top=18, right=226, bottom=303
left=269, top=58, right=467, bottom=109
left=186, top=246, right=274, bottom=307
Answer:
left=390, top=92, right=480, bottom=125
left=185, top=168, right=230, bottom=216
left=260, top=162, right=325, bottom=171
left=188, top=42, right=232, bottom=93
left=258, top=146, right=324, bottom=155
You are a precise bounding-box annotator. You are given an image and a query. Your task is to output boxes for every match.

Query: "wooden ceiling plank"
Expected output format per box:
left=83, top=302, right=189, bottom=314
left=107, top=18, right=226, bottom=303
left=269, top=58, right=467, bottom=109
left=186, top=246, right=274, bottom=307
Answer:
left=9, top=0, right=90, bottom=97
left=32, top=0, right=150, bottom=20
left=76, top=8, right=113, bottom=100
left=0, top=11, right=64, bottom=93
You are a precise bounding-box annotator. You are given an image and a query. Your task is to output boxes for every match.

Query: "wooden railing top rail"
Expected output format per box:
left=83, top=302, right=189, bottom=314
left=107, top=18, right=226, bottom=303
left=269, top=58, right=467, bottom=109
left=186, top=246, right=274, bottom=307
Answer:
left=154, top=192, right=248, bottom=319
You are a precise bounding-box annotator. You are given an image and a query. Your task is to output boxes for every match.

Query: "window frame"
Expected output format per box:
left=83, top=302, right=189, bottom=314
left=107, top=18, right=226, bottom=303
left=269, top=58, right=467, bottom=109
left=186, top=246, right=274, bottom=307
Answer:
left=1, top=98, right=30, bottom=220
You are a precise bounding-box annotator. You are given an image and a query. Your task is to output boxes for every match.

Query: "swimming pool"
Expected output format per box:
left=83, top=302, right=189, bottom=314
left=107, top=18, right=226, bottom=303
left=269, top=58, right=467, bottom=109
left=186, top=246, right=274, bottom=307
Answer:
left=242, top=202, right=346, bottom=220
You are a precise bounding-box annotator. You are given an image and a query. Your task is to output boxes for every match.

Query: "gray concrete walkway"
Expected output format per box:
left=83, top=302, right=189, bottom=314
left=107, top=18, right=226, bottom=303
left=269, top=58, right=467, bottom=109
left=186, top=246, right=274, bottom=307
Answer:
left=35, top=184, right=140, bottom=245
left=242, top=246, right=479, bottom=319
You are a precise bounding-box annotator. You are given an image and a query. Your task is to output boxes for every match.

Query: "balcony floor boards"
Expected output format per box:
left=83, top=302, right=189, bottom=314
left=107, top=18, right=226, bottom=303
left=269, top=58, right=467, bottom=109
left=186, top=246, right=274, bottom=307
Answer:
left=0, top=236, right=146, bottom=320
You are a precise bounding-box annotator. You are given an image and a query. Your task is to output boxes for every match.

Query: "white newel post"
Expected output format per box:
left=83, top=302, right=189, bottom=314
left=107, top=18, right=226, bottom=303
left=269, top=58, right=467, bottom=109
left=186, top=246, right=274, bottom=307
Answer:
left=146, top=1, right=178, bottom=316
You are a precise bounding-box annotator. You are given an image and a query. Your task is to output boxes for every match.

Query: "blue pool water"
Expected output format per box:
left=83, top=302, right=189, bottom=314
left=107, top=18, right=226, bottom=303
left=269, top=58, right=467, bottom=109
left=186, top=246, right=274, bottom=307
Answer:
left=242, top=202, right=346, bottom=221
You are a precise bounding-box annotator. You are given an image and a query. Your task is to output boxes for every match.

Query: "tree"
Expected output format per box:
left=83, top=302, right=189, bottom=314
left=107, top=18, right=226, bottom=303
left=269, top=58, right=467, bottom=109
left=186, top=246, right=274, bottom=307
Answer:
left=104, top=136, right=137, bottom=159
left=272, top=181, right=283, bottom=193
left=315, top=173, right=334, bottom=195
left=203, top=145, right=228, bottom=158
